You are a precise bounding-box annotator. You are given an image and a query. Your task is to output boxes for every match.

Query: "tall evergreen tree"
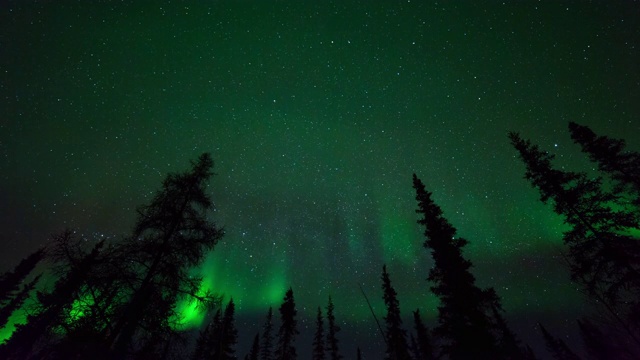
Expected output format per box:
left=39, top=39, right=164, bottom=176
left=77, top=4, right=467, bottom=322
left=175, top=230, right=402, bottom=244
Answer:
left=0, top=274, right=41, bottom=330
left=246, top=333, right=260, bottom=360
left=192, top=309, right=221, bottom=360
left=412, top=174, right=502, bottom=359
left=260, top=307, right=274, bottom=360
left=356, top=347, right=362, bottom=360
left=275, top=288, right=298, bottom=360
left=0, top=248, right=44, bottom=337
left=380, top=265, right=411, bottom=360
left=412, top=309, right=434, bottom=360
left=193, top=300, right=238, bottom=360
left=106, top=153, right=224, bottom=356
left=510, top=132, right=640, bottom=349
left=490, top=305, right=532, bottom=359
left=0, top=234, right=105, bottom=359
left=408, top=334, right=420, bottom=360
left=312, top=307, right=325, bottom=360
left=568, top=121, right=640, bottom=206
left=325, top=296, right=341, bottom=360
left=213, top=298, right=238, bottom=360
left=539, top=323, right=581, bottom=360
left=0, top=248, right=45, bottom=304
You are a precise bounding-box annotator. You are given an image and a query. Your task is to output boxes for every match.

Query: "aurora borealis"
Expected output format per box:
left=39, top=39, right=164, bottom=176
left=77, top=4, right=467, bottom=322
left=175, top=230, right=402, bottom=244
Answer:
left=1, top=1, right=639, bottom=357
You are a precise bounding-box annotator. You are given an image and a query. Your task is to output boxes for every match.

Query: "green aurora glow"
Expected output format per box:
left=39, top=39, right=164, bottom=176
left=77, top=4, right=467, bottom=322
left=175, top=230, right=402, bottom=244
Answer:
left=1, top=0, right=639, bottom=355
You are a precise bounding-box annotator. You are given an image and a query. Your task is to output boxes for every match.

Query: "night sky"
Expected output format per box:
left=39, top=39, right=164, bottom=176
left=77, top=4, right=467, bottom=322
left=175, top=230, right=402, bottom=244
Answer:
left=1, top=1, right=639, bottom=358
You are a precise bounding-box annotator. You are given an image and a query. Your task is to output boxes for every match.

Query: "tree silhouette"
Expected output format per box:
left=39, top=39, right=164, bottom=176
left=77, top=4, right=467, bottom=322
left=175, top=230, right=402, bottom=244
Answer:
left=275, top=288, right=298, bottom=360
left=510, top=132, right=640, bottom=349
left=0, top=248, right=44, bottom=333
left=44, top=228, right=125, bottom=356
left=106, top=153, right=224, bottom=356
left=325, top=296, right=342, bottom=360
left=381, top=265, right=411, bottom=360
left=0, top=233, right=105, bottom=359
left=261, top=307, right=274, bottom=360
left=0, top=248, right=44, bottom=304
left=412, top=173, right=502, bottom=359
left=245, top=333, right=260, bottom=360
left=356, top=347, right=362, bottom=360
left=539, top=323, right=581, bottom=360
left=568, top=121, right=640, bottom=206
left=192, top=309, right=221, bottom=360
left=312, top=307, right=325, bottom=360
left=0, top=274, right=41, bottom=331
left=490, top=305, right=534, bottom=359
left=192, top=299, right=238, bottom=360
left=213, top=298, right=238, bottom=360
left=412, top=309, right=434, bottom=360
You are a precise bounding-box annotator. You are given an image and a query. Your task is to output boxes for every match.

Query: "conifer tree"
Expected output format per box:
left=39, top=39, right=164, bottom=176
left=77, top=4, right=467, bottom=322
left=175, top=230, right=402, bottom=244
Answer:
left=381, top=265, right=411, bottom=360
left=106, top=153, right=223, bottom=355
left=412, top=309, right=434, bottom=360
left=275, top=288, right=298, bottom=360
left=539, top=323, right=581, bottom=360
left=192, top=312, right=215, bottom=360
left=510, top=132, right=640, bottom=348
left=246, top=333, right=260, bottom=360
left=491, top=305, right=532, bottom=359
left=312, top=307, right=325, bottom=360
left=408, top=334, right=420, bottom=360
left=325, top=296, right=342, bottom=360
left=261, top=307, right=274, bottom=360
left=0, top=274, right=41, bottom=330
left=412, top=174, right=502, bottom=359
left=356, top=347, right=362, bottom=360
left=568, top=121, right=640, bottom=206
left=193, top=300, right=238, bottom=360
left=0, top=248, right=45, bottom=304
left=213, top=298, right=238, bottom=360
left=0, top=248, right=44, bottom=336
left=0, top=234, right=105, bottom=359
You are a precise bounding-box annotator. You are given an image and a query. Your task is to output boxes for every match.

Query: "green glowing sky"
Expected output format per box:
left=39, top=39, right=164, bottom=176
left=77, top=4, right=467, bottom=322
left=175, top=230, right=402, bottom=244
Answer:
left=1, top=0, right=639, bottom=357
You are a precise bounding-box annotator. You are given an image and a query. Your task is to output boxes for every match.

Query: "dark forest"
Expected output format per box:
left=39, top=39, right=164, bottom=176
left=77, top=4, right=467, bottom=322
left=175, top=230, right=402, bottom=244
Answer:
left=1, top=123, right=639, bottom=359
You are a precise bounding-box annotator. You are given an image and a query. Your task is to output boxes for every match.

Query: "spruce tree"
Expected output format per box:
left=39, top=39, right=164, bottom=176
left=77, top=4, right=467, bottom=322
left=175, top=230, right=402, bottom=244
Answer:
left=193, top=300, right=238, bottom=360
left=568, top=121, right=640, bottom=206
left=490, top=305, right=531, bottom=359
left=275, top=288, right=298, bottom=360
left=213, top=298, right=238, bottom=360
left=510, top=132, right=640, bottom=348
left=412, top=174, right=502, bottom=359
left=192, top=312, right=215, bottom=360
left=539, top=323, right=581, bottom=360
left=246, top=333, right=260, bottom=360
left=106, top=153, right=223, bottom=355
left=381, top=265, right=411, bottom=360
left=261, top=307, right=274, bottom=360
left=0, top=248, right=45, bottom=304
left=0, top=234, right=105, bottom=359
left=325, top=296, right=341, bottom=360
left=408, top=334, right=420, bottom=360
left=312, top=307, right=325, bottom=360
left=412, top=309, right=434, bottom=360
left=0, top=274, right=41, bottom=330
left=0, top=248, right=44, bottom=335
left=356, top=347, right=362, bottom=360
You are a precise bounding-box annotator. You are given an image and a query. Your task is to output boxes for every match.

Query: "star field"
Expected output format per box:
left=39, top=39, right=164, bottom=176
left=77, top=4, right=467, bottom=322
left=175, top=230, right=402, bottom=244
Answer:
left=1, top=1, right=639, bottom=357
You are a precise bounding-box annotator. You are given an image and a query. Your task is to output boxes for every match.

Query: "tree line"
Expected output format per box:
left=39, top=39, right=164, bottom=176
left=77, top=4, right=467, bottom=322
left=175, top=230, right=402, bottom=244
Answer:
left=0, top=122, right=638, bottom=359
